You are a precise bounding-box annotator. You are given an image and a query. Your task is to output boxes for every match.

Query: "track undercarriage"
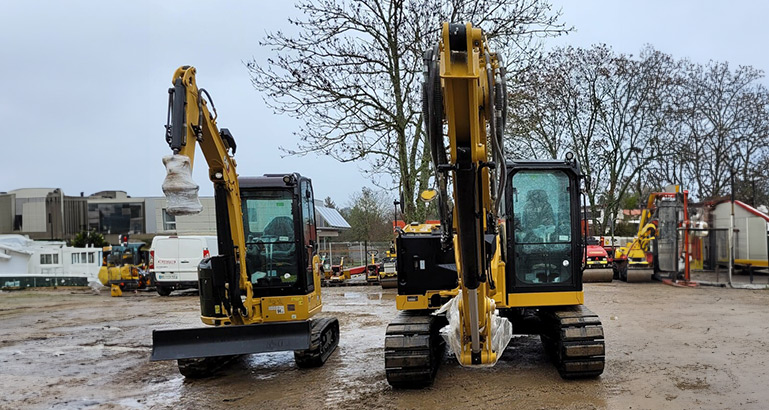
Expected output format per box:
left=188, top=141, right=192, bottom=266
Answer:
left=384, top=312, right=447, bottom=388
left=294, top=317, right=340, bottom=368
left=538, top=305, right=605, bottom=378
left=175, top=317, right=340, bottom=378
left=384, top=306, right=604, bottom=388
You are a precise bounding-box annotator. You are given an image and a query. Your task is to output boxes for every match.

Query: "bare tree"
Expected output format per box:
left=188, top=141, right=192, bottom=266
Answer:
left=508, top=52, right=571, bottom=159
left=247, top=0, right=570, bottom=222
left=668, top=61, right=769, bottom=200
left=509, top=45, right=678, bottom=233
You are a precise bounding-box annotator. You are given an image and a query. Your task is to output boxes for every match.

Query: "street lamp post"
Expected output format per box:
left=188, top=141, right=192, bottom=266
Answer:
left=393, top=199, right=400, bottom=231
left=728, top=167, right=735, bottom=285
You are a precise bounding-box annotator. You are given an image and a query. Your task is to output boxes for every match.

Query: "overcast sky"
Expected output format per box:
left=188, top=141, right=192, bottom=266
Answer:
left=1, top=1, right=767, bottom=206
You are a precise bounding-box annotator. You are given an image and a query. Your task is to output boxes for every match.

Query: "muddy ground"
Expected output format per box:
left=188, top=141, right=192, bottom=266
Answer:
left=1, top=281, right=768, bottom=410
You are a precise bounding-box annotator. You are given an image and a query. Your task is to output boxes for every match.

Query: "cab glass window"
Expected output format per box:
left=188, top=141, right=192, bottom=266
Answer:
left=511, top=170, right=573, bottom=285
left=241, top=190, right=298, bottom=288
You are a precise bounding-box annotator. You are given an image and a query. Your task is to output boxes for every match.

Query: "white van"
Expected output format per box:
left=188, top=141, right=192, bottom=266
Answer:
left=149, top=235, right=218, bottom=296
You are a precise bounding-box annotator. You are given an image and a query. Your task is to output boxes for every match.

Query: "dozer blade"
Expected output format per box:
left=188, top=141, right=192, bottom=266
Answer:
left=151, top=321, right=311, bottom=361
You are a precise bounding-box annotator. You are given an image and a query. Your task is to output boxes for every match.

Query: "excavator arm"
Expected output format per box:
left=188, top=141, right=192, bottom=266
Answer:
left=162, top=65, right=252, bottom=320
left=426, top=23, right=508, bottom=366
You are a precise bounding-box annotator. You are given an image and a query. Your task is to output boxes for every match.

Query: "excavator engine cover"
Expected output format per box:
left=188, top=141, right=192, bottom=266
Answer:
left=396, top=233, right=457, bottom=295
left=197, top=256, right=227, bottom=318
left=151, top=321, right=311, bottom=361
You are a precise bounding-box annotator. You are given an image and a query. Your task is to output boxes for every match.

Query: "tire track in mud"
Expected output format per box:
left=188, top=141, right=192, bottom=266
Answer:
left=3, top=285, right=769, bottom=409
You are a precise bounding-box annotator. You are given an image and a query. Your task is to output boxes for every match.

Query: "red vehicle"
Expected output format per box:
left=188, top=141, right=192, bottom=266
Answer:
left=583, top=237, right=613, bottom=282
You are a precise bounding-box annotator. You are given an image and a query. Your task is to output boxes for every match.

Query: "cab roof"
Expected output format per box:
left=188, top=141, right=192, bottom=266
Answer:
left=239, top=173, right=309, bottom=189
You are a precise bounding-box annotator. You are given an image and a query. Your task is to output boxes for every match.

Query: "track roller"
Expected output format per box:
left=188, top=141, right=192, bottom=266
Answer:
left=618, top=267, right=653, bottom=282
left=582, top=268, right=614, bottom=283
left=627, top=269, right=653, bottom=282
left=294, top=317, right=339, bottom=368
left=540, top=305, right=605, bottom=379
left=384, top=312, right=446, bottom=388
left=380, top=278, right=397, bottom=289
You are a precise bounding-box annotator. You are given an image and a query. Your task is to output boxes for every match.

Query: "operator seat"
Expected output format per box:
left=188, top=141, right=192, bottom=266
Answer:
left=522, top=190, right=555, bottom=231
left=263, top=216, right=296, bottom=257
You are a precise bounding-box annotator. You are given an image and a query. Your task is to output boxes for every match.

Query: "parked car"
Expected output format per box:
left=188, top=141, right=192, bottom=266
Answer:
left=149, top=235, right=217, bottom=296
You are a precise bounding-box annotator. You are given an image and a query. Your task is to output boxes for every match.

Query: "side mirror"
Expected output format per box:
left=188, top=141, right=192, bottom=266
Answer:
left=419, top=189, right=439, bottom=203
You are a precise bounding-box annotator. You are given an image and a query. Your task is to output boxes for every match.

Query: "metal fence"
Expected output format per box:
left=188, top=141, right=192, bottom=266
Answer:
left=689, top=227, right=769, bottom=288
left=317, top=241, right=392, bottom=270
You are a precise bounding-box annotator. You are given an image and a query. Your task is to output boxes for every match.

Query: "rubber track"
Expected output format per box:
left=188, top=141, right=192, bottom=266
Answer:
left=540, top=305, right=605, bottom=379
left=294, top=317, right=339, bottom=368
left=384, top=312, right=446, bottom=388
left=177, top=355, right=240, bottom=378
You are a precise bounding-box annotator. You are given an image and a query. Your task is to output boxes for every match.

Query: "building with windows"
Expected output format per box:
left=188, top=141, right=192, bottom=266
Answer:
left=145, top=197, right=217, bottom=235
left=87, top=191, right=145, bottom=236
left=1, top=188, right=350, bottom=244
left=0, top=188, right=88, bottom=240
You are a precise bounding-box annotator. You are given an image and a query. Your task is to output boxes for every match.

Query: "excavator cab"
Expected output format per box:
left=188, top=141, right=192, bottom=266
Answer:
left=506, top=160, right=584, bottom=293
left=240, top=174, right=317, bottom=297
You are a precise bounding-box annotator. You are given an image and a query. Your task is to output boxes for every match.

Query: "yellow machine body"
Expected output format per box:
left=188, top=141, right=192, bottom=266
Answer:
left=167, top=66, right=325, bottom=327
left=151, top=67, right=339, bottom=372
left=386, top=24, right=602, bottom=382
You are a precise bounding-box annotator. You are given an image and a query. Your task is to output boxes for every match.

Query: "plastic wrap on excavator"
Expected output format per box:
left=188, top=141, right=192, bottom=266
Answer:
left=162, top=154, right=203, bottom=216
left=436, top=291, right=512, bottom=367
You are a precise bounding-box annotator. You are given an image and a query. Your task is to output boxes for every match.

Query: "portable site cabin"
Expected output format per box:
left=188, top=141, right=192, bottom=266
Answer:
left=0, top=235, right=34, bottom=282
left=708, top=200, right=769, bottom=271
left=0, top=234, right=102, bottom=288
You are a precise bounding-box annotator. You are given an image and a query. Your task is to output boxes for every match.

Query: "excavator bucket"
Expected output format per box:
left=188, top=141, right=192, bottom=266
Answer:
left=162, top=154, right=203, bottom=216
left=150, top=321, right=311, bottom=361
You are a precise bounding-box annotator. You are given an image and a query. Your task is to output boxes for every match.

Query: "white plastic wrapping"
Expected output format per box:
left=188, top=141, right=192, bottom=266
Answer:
left=436, top=290, right=513, bottom=367
left=161, top=154, right=203, bottom=216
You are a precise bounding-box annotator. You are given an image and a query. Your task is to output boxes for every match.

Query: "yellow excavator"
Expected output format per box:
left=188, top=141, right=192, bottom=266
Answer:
left=384, top=23, right=604, bottom=387
left=98, top=237, right=149, bottom=297
left=613, top=188, right=688, bottom=282
left=149, top=66, right=339, bottom=377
